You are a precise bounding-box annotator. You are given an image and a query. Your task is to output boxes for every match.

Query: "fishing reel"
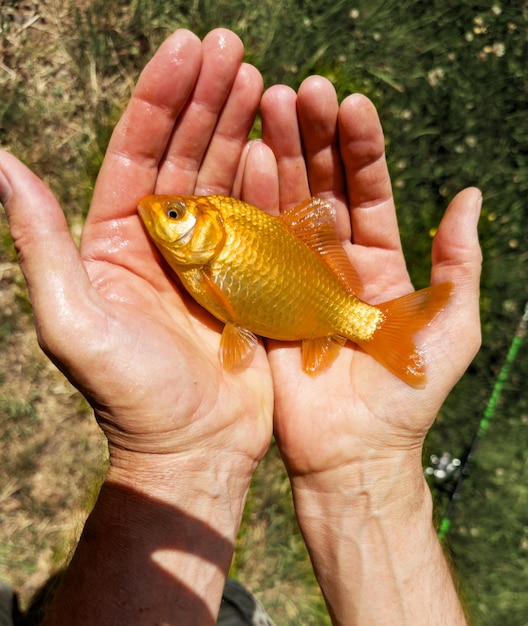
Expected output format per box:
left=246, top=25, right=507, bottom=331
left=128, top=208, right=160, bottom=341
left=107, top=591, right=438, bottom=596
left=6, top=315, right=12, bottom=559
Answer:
left=425, top=452, right=461, bottom=484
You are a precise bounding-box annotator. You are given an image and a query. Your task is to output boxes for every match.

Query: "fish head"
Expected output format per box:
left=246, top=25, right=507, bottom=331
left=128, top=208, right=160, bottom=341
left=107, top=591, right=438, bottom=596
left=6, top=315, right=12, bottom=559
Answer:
left=138, top=195, right=226, bottom=266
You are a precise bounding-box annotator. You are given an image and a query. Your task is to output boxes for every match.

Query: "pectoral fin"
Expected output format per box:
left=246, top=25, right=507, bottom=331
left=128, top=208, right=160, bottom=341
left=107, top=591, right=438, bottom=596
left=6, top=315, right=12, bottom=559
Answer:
left=302, top=335, right=347, bottom=375
left=200, top=269, right=236, bottom=320
left=195, top=271, right=258, bottom=371
left=220, top=323, right=259, bottom=370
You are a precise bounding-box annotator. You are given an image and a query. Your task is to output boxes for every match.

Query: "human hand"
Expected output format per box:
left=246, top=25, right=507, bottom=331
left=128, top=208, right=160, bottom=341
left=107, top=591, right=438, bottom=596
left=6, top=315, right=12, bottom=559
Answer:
left=2, top=30, right=286, bottom=623
left=259, top=77, right=478, bottom=626
left=0, top=29, right=274, bottom=483
left=261, top=77, right=482, bottom=488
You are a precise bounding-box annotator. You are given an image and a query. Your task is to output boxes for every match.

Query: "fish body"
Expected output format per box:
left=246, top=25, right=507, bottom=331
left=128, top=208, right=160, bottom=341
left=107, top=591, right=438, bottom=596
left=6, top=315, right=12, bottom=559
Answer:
left=138, top=194, right=452, bottom=386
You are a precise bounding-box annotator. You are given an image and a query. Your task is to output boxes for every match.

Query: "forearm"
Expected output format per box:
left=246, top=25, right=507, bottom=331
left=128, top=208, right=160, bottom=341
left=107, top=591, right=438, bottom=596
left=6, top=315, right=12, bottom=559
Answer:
left=43, top=452, right=254, bottom=626
left=291, top=452, right=467, bottom=626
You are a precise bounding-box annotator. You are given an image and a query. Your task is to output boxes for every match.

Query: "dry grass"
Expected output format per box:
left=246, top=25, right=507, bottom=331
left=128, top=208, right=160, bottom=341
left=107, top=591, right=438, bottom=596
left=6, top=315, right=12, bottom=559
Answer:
left=0, top=253, right=105, bottom=605
left=1, top=0, right=108, bottom=606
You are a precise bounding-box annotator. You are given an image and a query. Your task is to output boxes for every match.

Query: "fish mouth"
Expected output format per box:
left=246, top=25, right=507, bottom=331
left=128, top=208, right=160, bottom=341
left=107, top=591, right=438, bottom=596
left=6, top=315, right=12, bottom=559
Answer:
left=137, top=202, right=147, bottom=219
left=137, top=202, right=152, bottom=227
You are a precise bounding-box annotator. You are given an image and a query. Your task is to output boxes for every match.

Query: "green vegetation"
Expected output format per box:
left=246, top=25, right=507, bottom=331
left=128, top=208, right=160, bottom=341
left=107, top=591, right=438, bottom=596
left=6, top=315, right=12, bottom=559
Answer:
left=1, top=0, right=527, bottom=623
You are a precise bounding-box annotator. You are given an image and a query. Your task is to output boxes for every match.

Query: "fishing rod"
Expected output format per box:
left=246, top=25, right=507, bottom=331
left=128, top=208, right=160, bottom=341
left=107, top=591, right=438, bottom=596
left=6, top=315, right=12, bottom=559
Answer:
left=434, top=301, right=528, bottom=543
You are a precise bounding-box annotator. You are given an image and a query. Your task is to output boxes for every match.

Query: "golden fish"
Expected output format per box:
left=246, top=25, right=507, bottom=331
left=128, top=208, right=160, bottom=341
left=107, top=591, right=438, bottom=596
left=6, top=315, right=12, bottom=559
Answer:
left=138, top=195, right=452, bottom=387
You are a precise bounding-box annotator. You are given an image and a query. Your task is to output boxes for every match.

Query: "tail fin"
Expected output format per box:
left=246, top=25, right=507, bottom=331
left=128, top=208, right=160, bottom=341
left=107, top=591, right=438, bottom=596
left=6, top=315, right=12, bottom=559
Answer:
left=358, top=282, right=453, bottom=388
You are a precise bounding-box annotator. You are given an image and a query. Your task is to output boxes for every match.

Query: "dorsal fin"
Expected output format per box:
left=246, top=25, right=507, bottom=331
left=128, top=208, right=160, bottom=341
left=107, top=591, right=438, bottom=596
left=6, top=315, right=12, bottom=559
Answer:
left=280, top=198, right=364, bottom=297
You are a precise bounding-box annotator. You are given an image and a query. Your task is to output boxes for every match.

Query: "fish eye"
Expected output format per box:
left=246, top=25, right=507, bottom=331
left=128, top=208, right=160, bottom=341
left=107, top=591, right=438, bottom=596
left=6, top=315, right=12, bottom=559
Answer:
left=166, top=201, right=186, bottom=220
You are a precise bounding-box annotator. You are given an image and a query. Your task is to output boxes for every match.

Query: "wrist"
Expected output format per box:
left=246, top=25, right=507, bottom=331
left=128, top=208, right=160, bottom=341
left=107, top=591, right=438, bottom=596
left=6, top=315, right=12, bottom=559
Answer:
left=287, top=452, right=467, bottom=626
left=105, top=446, right=257, bottom=531
left=43, top=449, right=256, bottom=625
left=289, top=447, right=428, bottom=519
left=289, top=449, right=437, bottom=586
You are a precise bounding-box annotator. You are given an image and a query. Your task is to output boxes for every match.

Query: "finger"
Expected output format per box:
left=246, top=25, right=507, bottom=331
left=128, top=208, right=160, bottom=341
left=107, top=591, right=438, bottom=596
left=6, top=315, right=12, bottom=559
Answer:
left=234, top=140, right=279, bottom=214
left=194, top=62, right=263, bottom=195
left=0, top=152, right=96, bottom=356
left=261, top=85, right=310, bottom=208
left=88, top=29, right=203, bottom=224
left=296, top=76, right=350, bottom=239
left=297, top=77, right=342, bottom=196
left=427, top=188, right=483, bottom=383
left=156, top=28, right=245, bottom=194
left=338, top=94, right=401, bottom=253
left=432, top=187, right=483, bottom=293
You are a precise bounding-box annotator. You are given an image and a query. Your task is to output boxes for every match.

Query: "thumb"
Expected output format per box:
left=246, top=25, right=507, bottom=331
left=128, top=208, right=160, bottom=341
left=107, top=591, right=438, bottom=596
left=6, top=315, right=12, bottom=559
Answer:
left=431, top=186, right=483, bottom=368
left=0, top=150, right=93, bottom=358
left=432, top=186, right=483, bottom=286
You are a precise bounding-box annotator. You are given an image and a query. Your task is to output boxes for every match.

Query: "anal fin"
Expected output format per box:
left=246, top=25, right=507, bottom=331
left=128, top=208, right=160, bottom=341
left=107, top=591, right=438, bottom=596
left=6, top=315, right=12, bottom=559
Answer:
left=302, top=335, right=347, bottom=375
left=220, top=323, right=259, bottom=371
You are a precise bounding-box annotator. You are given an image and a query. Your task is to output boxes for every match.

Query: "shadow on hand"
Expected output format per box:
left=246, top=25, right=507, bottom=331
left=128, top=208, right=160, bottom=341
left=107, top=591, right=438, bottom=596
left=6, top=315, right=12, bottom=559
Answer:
left=18, top=481, right=238, bottom=625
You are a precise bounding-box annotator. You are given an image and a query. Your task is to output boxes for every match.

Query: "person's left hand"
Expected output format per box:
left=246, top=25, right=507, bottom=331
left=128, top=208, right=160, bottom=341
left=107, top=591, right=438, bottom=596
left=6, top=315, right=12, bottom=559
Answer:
left=260, top=77, right=482, bottom=484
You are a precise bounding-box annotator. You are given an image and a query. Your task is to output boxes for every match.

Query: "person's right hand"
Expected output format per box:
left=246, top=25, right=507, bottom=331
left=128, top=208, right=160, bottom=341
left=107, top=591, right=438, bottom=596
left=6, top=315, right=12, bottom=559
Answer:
left=0, top=29, right=275, bottom=484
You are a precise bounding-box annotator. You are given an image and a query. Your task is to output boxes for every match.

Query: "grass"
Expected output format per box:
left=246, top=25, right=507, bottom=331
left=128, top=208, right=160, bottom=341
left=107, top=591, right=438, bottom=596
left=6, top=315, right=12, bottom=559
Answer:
left=0, top=243, right=104, bottom=602
left=232, top=443, right=330, bottom=623
left=1, top=0, right=528, bottom=623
